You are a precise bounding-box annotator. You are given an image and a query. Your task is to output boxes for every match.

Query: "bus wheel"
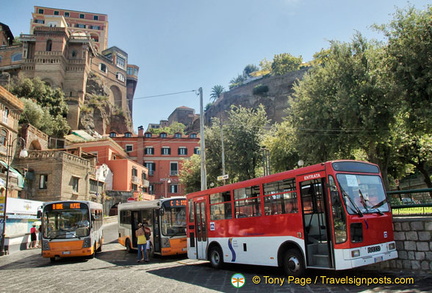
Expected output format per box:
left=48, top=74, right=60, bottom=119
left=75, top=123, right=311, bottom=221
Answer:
left=283, top=249, right=305, bottom=277
left=50, top=257, right=56, bottom=263
left=126, top=239, right=133, bottom=253
left=209, top=246, right=224, bottom=269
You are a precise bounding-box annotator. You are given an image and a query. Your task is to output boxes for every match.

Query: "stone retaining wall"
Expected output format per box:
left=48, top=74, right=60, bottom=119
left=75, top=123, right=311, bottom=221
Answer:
left=373, top=217, right=432, bottom=271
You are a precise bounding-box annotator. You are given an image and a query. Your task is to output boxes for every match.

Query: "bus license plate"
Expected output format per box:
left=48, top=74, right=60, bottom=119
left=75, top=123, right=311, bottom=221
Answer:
left=374, top=256, right=383, bottom=263
left=62, top=251, right=71, bottom=255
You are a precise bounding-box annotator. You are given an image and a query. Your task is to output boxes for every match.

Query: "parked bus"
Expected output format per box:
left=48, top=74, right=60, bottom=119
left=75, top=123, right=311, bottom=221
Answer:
left=39, top=200, right=104, bottom=262
left=186, top=160, right=398, bottom=276
left=118, top=197, right=187, bottom=256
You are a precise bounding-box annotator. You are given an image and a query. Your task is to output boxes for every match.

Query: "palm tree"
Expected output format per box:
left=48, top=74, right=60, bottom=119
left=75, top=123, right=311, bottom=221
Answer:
left=210, top=85, right=225, bottom=102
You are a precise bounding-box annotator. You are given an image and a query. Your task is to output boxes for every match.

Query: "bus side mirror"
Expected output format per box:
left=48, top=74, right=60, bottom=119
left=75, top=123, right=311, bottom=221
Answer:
left=37, top=210, right=42, bottom=218
left=159, top=208, right=164, bottom=216
left=91, top=214, right=96, bottom=221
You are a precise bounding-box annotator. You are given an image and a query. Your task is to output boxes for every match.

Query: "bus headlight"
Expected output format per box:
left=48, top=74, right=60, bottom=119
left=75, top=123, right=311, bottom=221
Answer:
left=161, top=238, right=171, bottom=248
left=351, top=249, right=360, bottom=258
left=388, top=242, right=396, bottom=250
left=82, top=238, right=91, bottom=248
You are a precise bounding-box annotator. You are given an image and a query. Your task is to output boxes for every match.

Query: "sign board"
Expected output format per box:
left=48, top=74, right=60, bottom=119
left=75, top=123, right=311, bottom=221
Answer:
left=217, top=174, right=229, bottom=181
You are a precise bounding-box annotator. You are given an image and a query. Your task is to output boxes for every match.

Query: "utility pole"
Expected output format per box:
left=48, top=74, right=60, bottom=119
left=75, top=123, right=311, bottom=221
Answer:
left=199, top=87, right=207, bottom=190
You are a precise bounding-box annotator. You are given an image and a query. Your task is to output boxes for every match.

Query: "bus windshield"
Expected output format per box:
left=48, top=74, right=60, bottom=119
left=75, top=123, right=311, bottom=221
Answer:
left=161, top=205, right=186, bottom=237
left=336, top=174, right=389, bottom=215
left=43, top=204, right=90, bottom=239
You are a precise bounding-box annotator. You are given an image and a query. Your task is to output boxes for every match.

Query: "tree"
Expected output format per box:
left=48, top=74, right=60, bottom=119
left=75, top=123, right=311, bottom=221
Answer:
left=148, top=122, right=186, bottom=135
left=222, top=105, right=269, bottom=181
left=262, top=121, right=300, bottom=173
left=11, top=76, right=70, bottom=137
left=271, top=53, right=303, bottom=75
left=229, top=74, right=246, bottom=89
left=289, top=34, right=397, bottom=188
left=209, top=85, right=225, bottom=103
left=179, top=155, right=202, bottom=193
left=243, top=64, right=259, bottom=78
left=374, top=5, right=432, bottom=190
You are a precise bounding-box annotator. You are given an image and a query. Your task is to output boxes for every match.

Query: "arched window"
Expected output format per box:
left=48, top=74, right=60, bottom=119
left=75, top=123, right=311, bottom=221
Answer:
left=46, top=40, right=52, bottom=51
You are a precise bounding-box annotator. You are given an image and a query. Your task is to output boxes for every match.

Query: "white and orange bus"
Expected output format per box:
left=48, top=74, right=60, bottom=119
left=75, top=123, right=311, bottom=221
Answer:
left=39, top=200, right=104, bottom=262
left=118, top=197, right=187, bottom=256
left=186, top=160, right=398, bottom=276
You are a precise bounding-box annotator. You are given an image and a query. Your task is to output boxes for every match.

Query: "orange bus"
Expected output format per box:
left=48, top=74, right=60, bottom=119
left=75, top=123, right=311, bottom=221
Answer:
left=39, top=200, right=103, bottom=262
left=118, top=197, right=187, bottom=256
left=186, top=160, right=397, bottom=276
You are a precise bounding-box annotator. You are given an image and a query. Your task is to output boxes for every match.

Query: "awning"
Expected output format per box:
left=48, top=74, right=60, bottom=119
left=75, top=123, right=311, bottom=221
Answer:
left=0, top=160, right=25, bottom=188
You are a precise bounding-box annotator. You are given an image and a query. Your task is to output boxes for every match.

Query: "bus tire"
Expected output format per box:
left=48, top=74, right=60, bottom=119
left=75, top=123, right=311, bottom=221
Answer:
left=209, top=245, right=224, bottom=269
left=283, top=249, right=305, bottom=277
left=125, top=239, right=133, bottom=253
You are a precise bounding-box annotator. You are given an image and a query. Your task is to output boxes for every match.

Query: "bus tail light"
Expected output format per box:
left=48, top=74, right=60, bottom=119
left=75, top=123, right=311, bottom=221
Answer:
left=388, top=242, right=396, bottom=251
left=82, top=238, right=91, bottom=248
left=42, top=240, right=50, bottom=251
left=351, top=249, right=360, bottom=258
left=161, top=238, right=171, bottom=248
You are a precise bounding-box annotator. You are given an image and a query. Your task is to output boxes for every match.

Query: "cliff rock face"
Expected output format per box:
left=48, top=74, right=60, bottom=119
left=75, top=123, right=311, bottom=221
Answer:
left=80, top=73, right=132, bottom=135
left=205, top=68, right=308, bottom=126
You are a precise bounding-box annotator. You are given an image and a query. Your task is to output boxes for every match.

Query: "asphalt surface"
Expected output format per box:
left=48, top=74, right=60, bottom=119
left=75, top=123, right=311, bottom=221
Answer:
left=0, top=222, right=431, bottom=293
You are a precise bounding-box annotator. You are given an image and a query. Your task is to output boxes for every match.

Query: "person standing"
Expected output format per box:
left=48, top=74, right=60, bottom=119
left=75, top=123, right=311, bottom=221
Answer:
left=29, top=224, right=37, bottom=249
left=143, top=221, right=152, bottom=262
left=135, top=223, right=146, bottom=263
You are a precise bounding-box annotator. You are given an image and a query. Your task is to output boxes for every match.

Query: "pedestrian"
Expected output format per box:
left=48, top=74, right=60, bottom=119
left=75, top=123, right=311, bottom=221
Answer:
left=38, top=225, right=42, bottom=248
left=29, top=224, right=37, bottom=249
left=143, top=221, right=152, bottom=262
left=135, top=223, right=146, bottom=263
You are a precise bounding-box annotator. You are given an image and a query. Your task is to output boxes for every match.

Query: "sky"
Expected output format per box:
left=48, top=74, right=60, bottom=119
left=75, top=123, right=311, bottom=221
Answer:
left=1, top=0, right=430, bottom=132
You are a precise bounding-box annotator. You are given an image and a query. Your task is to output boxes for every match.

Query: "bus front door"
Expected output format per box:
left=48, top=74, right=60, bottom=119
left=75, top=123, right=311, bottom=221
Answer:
left=300, top=178, right=334, bottom=269
left=195, top=200, right=207, bottom=260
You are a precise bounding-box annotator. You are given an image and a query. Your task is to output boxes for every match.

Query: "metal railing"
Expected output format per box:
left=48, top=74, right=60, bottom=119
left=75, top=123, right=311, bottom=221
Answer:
left=387, top=188, right=432, bottom=216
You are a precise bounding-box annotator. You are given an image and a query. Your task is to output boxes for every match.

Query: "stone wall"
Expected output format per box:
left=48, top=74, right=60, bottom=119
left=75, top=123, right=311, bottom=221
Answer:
left=205, top=68, right=308, bottom=126
left=373, top=217, right=432, bottom=271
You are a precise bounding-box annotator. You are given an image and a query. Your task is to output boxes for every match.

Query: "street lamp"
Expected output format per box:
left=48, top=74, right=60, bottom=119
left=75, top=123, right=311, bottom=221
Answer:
left=0, top=136, right=28, bottom=256
left=160, top=178, right=171, bottom=198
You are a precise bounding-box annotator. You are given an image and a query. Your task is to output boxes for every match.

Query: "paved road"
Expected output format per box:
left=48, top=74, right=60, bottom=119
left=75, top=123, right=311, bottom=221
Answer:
left=0, top=222, right=431, bottom=293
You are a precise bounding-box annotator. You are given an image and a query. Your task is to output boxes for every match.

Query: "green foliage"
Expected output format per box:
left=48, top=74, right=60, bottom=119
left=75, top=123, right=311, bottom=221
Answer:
left=271, top=53, right=303, bottom=75
left=210, top=85, right=225, bottom=102
left=11, top=76, right=70, bottom=137
left=229, top=74, right=246, bottom=89
left=179, top=155, right=202, bottom=193
left=243, top=64, right=259, bottom=78
left=262, top=121, right=299, bottom=173
left=205, top=105, right=269, bottom=185
left=148, top=122, right=186, bottom=135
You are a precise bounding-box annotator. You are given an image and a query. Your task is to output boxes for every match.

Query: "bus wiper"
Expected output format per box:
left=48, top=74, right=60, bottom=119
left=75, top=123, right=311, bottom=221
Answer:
left=358, top=189, right=369, bottom=213
left=370, top=199, right=386, bottom=215
left=342, top=188, right=363, bottom=217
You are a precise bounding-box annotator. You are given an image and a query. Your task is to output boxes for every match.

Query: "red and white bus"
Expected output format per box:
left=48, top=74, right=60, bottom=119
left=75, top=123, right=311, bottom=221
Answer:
left=186, top=160, right=397, bottom=276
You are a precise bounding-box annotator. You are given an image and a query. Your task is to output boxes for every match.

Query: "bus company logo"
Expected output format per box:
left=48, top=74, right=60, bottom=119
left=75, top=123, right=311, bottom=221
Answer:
left=231, top=273, right=245, bottom=288
left=368, top=245, right=381, bottom=253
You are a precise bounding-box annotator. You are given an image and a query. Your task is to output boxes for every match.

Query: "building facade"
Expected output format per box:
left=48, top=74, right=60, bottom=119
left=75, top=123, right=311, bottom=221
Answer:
left=0, top=6, right=138, bottom=135
left=0, top=86, right=25, bottom=199
left=112, top=126, right=200, bottom=199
